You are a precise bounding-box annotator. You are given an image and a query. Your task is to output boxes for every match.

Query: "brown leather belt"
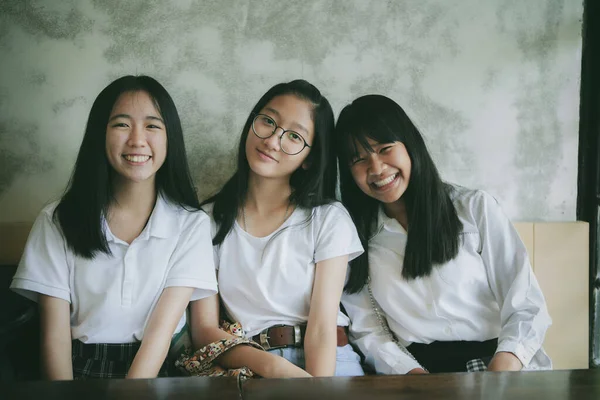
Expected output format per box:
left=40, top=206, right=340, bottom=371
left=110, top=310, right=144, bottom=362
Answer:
left=251, top=325, right=349, bottom=350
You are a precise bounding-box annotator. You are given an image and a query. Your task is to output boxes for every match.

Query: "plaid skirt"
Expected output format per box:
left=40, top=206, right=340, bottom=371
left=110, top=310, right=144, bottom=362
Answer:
left=72, top=340, right=170, bottom=379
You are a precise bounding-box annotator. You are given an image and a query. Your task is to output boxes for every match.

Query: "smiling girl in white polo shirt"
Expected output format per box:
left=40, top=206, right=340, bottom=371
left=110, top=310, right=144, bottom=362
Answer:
left=11, top=76, right=217, bottom=380
left=335, top=95, right=552, bottom=374
left=188, top=80, right=364, bottom=378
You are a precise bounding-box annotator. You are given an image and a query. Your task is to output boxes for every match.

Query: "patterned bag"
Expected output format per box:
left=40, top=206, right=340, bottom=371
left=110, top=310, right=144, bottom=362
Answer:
left=175, top=321, right=264, bottom=378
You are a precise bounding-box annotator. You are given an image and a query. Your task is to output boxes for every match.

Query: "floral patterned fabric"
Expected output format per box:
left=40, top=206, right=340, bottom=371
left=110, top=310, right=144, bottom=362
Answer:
left=175, top=321, right=264, bottom=378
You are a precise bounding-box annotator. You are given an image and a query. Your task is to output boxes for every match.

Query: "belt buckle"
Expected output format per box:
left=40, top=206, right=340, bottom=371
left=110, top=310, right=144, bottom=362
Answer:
left=294, top=325, right=302, bottom=347
left=259, top=330, right=272, bottom=350
left=259, top=325, right=301, bottom=350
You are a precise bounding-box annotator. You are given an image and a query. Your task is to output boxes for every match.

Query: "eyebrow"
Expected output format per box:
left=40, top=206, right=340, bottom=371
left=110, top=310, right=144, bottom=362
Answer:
left=108, top=114, right=164, bottom=123
left=263, top=107, right=309, bottom=134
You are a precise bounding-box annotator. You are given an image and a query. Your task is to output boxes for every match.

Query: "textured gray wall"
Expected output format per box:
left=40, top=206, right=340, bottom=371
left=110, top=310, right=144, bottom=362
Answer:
left=0, top=0, right=583, bottom=222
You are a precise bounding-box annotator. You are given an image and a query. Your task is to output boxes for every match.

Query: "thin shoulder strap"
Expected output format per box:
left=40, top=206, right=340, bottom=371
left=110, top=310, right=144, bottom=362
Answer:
left=367, top=278, right=426, bottom=371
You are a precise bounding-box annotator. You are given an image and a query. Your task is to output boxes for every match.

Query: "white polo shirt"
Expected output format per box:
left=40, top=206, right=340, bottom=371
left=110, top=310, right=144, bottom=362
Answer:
left=11, top=195, right=218, bottom=344
left=205, top=202, right=364, bottom=338
left=342, top=185, right=552, bottom=374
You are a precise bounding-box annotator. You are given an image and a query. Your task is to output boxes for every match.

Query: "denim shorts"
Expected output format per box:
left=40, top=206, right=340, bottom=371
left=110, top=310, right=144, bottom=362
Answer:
left=267, top=344, right=365, bottom=376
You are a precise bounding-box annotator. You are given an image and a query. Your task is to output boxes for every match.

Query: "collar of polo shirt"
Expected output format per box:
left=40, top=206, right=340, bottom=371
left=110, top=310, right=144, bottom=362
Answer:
left=103, top=194, right=180, bottom=243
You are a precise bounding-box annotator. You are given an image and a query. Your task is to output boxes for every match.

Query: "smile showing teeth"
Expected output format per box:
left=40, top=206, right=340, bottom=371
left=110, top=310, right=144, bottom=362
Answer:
left=123, top=155, right=151, bottom=163
left=373, top=174, right=397, bottom=188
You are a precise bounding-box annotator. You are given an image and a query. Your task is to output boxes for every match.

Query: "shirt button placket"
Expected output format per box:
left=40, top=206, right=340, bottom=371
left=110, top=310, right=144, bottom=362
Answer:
left=122, top=247, right=134, bottom=307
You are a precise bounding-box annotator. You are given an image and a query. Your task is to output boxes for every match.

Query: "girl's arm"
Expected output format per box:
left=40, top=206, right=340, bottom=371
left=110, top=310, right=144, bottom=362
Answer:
left=39, top=294, right=73, bottom=380
left=126, top=286, right=194, bottom=379
left=341, top=287, right=425, bottom=375
left=189, top=294, right=310, bottom=378
left=474, top=191, right=551, bottom=371
left=304, top=255, right=349, bottom=377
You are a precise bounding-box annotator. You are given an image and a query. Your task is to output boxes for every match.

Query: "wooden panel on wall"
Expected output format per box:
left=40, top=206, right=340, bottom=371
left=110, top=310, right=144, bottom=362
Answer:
left=533, top=222, right=589, bottom=370
left=0, top=222, right=33, bottom=265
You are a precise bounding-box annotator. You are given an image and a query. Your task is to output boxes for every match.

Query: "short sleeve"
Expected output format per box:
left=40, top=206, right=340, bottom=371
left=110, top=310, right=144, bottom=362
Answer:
left=313, top=203, right=364, bottom=264
left=10, top=205, right=71, bottom=303
left=164, top=210, right=218, bottom=301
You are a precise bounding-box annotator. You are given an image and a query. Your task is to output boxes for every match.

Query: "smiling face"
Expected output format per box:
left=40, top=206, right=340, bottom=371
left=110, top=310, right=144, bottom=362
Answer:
left=349, top=137, right=412, bottom=204
left=245, top=94, right=314, bottom=182
left=105, top=90, right=167, bottom=186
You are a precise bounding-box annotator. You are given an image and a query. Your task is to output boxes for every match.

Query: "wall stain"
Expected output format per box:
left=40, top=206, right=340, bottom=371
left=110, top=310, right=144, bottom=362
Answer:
left=52, top=96, right=86, bottom=114
left=0, top=120, right=54, bottom=194
left=27, top=71, right=47, bottom=86
left=511, top=0, right=564, bottom=218
left=0, top=0, right=584, bottom=221
left=0, top=0, right=92, bottom=40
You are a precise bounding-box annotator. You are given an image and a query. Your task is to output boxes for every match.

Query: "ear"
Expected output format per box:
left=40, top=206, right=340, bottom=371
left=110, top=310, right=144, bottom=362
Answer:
left=302, top=160, right=311, bottom=170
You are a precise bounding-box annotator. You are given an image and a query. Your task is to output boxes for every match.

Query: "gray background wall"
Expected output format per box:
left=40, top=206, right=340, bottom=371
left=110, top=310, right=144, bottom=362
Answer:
left=0, top=0, right=583, bottom=223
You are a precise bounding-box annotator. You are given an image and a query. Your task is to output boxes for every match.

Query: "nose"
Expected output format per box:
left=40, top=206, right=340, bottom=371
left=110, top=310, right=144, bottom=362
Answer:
left=368, top=154, right=384, bottom=175
left=263, top=128, right=282, bottom=151
left=127, top=124, right=146, bottom=147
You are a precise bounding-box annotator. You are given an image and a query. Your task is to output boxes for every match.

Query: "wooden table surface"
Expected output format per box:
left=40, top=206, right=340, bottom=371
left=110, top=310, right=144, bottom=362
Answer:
left=4, top=376, right=241, bottom=400
left=3, top=369, right=600, bottom=399
left=242, top=369, right=600, bottom=400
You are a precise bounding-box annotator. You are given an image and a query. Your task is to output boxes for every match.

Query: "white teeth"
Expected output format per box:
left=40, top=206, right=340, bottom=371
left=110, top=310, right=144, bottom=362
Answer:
left=373, top=174, right=397, bottom=187
left=124, top=155, right=150, bottom=163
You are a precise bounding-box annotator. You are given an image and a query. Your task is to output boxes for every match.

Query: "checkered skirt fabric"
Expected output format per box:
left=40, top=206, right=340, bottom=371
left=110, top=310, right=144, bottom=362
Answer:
left=72, top=340, right=169, bottom=379
left=466, top=358, right=488, bottom=372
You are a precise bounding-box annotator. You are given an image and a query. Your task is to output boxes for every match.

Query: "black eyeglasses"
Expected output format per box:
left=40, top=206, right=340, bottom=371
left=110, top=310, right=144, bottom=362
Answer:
left=251, top=114, right=311, bottom=155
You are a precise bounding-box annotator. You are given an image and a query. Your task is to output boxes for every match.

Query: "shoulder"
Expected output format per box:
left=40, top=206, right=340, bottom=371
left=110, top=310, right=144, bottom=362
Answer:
left=447, top=184, right=503, bottom=231
left=200, top=201, right=215, bottom=216
left=161, top=198, right=210, bottom=233
left=34, top=201, right=61, bottom=230
left=39, top=200, right=60, bottom=218
left=311, top=201, right=352, bottom=220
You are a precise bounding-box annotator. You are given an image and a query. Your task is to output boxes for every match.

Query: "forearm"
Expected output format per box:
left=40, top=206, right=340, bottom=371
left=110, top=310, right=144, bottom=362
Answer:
left=487, top=351, right=523, bottom=372
left=195, top=326, right=309, bottom=378
left=41, top=334, right=73, bottom=380
left=39, top=295, right=73, bottom=380
left=128, top=287, right=194, bottom=379
left=221, top=344, right=310, bottom=378
left=126, top=332, right=171, bottom=379
left=304, top=330, right=337, bottom=377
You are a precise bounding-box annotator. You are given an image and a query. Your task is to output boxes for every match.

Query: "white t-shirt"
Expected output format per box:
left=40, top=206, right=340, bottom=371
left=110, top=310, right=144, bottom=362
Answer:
left=342, top=185, right=552, bottom=374
left=11, top=195, right=218, bottom=344
left=205, top=202, right=363, bottom=338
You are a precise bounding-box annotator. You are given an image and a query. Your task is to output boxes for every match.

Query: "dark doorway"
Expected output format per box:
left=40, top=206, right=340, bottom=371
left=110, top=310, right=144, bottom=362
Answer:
left=578, top=0, right=600, bottom=369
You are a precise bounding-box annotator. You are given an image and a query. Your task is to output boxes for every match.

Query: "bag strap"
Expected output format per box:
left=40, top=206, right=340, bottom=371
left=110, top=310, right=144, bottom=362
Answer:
left=367, top=278, right=426, bottom=371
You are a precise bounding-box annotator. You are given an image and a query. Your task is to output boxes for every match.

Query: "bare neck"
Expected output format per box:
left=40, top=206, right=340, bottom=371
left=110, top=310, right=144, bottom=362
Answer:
left=245, top=173, right=291, bottom=215
left=107, top=178, right=157, bottom=244
left=383, top=199, right=409, bottom=231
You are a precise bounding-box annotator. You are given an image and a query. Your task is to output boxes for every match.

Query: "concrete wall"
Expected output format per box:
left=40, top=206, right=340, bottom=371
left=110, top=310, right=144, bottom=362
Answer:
left=0, top=0, right=583, bottom=222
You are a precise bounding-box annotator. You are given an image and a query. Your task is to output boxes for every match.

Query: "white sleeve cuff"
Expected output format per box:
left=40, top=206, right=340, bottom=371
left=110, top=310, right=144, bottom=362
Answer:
left=10, top=278, right=71, bottom=303
left=164, top=278, right=218, bottom=301
left=371, top=341, right=423, bottom=374
left=496, top=339, right=537, bottom=367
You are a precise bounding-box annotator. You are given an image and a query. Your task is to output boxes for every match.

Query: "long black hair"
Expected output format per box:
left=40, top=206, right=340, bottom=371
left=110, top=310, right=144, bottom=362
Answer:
left=336, top=95, right=462, bottom=293
left=204, top=79, right=336, bottom=246
left=54, top=75, right=200, bottom=258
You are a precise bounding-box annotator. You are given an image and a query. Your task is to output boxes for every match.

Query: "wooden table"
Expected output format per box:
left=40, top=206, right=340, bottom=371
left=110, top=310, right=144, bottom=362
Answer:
left=241, top=370, right=600, bottom=400
left=3, top=369, right=599, bottom=399
left=4, top=376, right=240, bottom=400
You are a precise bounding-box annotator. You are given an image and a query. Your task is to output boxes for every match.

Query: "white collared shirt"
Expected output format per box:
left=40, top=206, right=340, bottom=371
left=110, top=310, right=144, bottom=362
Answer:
left=11, top=195, right=218, bottom=343
left=342, top=185, right=552, bottom=374
left=205, top=202, right=364, bottom=338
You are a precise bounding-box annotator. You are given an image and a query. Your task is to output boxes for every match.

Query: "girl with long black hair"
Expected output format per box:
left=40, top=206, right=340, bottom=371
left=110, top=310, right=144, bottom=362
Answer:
left=11, top=76, right=217, bottom=379
left=337, top=94, right=551, bottom=374
left=188, top=80, right=364, bottom=378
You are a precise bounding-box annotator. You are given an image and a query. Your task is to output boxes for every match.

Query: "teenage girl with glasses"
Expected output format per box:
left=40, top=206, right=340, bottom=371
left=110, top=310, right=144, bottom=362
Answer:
left=336, top=95, right=551, bottom=374
left=11, top=76, right=217, bottom=379
left=189, top=80, right=365, bottom=377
